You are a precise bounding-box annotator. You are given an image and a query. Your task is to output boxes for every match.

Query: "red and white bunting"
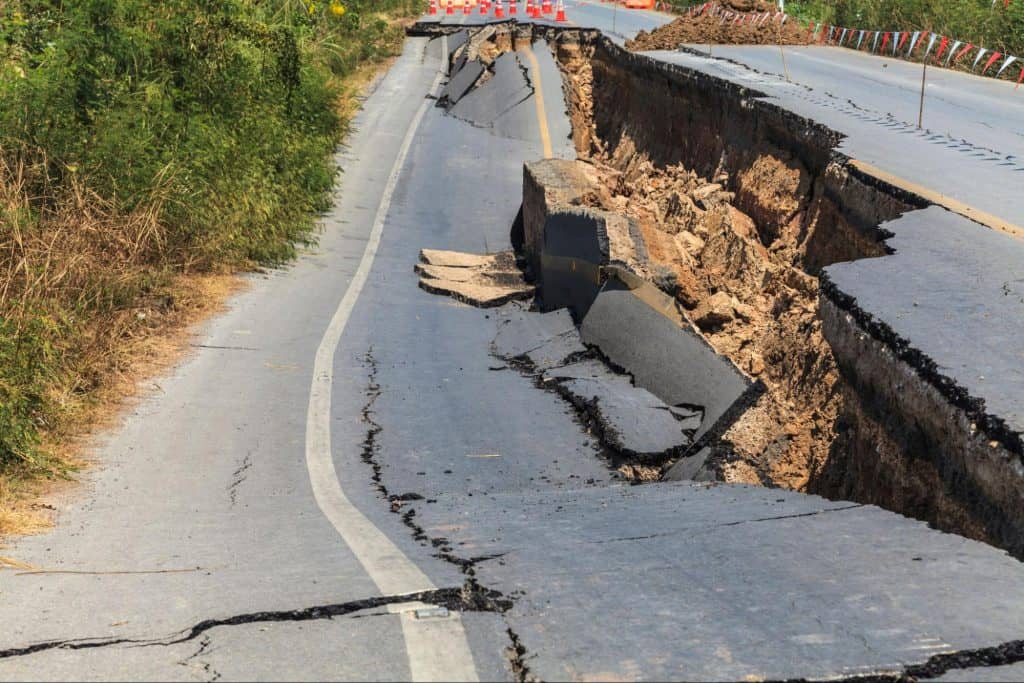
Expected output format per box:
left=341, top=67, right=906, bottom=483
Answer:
left=973, top=47, right=990, bottom=70
left=997, top=54, right=1018, bottom=75
left=982, top=51, right=1003, bottom=73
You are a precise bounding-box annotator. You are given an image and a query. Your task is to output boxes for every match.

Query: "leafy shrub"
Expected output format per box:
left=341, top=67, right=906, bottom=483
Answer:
left=0, top=0, right=417, bottom=474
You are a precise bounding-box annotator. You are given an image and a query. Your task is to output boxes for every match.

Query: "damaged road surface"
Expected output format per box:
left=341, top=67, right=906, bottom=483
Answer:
left=6, top=14, right=1024, bottom=683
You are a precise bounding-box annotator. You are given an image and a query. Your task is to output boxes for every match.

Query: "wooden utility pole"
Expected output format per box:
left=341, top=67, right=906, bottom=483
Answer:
left=918, top=59, right=927, bottom=129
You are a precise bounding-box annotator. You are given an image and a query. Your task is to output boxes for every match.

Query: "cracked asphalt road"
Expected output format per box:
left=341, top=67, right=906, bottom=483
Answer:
left=4, top=17, right=1024, bottom=683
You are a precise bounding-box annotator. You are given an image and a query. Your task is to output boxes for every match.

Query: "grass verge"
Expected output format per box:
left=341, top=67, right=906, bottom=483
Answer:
left=0, top=1, right=420, bottom=538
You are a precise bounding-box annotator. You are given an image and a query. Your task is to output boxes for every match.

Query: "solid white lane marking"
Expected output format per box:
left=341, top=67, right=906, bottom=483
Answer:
left=400, top=610, right=479, bottom=682
left=304, top=37, right=479, bottom=682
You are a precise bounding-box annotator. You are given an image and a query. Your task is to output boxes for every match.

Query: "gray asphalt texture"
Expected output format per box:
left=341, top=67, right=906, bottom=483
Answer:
left=825, top=206, right=1024, bottom=438
left=4, top=13, right=1024, bottom=683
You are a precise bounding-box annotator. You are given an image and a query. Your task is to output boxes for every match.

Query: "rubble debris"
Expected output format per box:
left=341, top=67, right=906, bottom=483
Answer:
left=625, top=2, right=811, bottom=52
left=416, top=249, right=534, bottom=307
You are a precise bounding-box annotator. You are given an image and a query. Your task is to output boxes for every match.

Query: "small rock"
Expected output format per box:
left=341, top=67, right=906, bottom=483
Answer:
left=728, top=207, right=759, bottom=241
left=692, top=291, right=737, bottom=330
left=674, top=230, right=705, bottom=258
left=732, top=299, right=757, bottom=321
left=691, top=183, right=723, bottom=202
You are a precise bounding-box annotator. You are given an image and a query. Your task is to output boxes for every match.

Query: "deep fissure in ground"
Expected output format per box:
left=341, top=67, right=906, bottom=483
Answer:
left=417, top=21, right=1023, bottom=554
left=547, top=30, right=1017, bottom=551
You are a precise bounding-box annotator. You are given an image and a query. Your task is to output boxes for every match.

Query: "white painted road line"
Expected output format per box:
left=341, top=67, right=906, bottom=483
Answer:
left=304, top=38, right=480, bottom=682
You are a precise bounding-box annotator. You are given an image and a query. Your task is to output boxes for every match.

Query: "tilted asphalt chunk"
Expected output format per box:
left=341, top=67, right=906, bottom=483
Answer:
left=451, top=52, right=534, bottom=127
left=546, top=363, right=695, bottom=460
left=663, top=446, right=714, bottom=481
left=580, top=277, right=752, bottom=443
left=438, top=58, right=485, bottom=107
left=494, top=309, right=696, bottom=459
left=539, top=209, right=610, bottom=318
left=446, top=29, right=469, bottom=71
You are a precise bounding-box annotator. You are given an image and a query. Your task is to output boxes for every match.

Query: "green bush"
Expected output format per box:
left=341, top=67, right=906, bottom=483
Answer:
left=0, top=0, right=418, bottom=473
left=786, top=0, right=1024, bottom=56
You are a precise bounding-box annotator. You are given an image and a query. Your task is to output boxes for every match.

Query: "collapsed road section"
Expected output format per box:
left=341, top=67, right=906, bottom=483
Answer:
left=411, top=20, right=1024, bottom=559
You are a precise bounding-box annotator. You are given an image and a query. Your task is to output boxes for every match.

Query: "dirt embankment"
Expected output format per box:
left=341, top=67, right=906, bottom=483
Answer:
left=557, top=36, right=907, bottom=490
left=625, top=1, right=810, bottom=51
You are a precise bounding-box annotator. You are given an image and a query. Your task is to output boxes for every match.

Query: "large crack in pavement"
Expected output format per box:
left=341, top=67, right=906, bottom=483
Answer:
left=358, top=349, right=534, bottom=676
left=505, top=626, right=538, bottom=683
left=778, top=637, right=1024, bottom=682
left=177, top=634, right=220, bottom=682
left=585, top=502, right=866, bottom=546
left=0, top=585, right=506, bottom=661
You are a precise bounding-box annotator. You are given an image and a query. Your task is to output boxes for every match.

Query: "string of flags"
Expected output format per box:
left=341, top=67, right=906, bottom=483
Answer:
left=683, top=2, right=1023, bottom=87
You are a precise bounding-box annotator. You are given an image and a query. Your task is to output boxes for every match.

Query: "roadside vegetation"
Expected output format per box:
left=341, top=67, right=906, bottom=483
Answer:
left=666, top=0, right=1024, bottom=57
left=0, top=0, right=419, bottom=535
left=787, top=0, right=1024, bottom=55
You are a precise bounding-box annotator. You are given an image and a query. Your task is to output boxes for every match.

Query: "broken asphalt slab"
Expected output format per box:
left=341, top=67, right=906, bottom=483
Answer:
left=824, top=205, right=1024, bottom=453
left=416, top=248, right=534, bottom=307
left=580, top=275, right=756, bottom=443
left=438, top=57, right=485, bottom=107
left=492, top=307, right=582, bottom=367
left=493, top=308, right=696, bottom=459
left=413, top=480, right=1024, bottom=682
left=547, top=364, right=697, bottom=459
left=450, top=52, right=534, bottom=128
left=446, top=28, right=469, bottom=68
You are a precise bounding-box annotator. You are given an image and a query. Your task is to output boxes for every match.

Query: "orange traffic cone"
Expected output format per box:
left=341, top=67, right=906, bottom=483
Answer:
left=464, top=0, right=471, bottom=13
left=541, top=0, right=552, bottom=14
left=526, top=0, right=534, bottom=15
left=429, top=0, right=437, bottom=14
left=495, top=0, right=505, bottom=16
left=554, top=0, right=565, bottom=21
left=480, top=0, right=488, bottom=13
left=446, top=0, right=454, bottom=13
left=509, top=0, right=516, bottom=13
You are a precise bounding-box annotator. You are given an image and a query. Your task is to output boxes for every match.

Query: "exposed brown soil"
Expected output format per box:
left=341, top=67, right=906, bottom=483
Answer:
left=625, top=2, right=810, bottom=51
left=573, top=151, right=840, bottom=489
left=556, top=38, right=901, bottom=490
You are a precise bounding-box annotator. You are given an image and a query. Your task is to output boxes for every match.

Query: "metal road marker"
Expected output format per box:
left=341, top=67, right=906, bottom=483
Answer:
left=304, top=37, right=479, bottom=682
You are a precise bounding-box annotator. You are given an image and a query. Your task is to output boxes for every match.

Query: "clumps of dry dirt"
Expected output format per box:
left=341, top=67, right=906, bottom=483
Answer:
left=579, top=157, right=840, bottom=490
left=721, top=0, right=778, bottom=10
left=625, top=1, right=810, bottom=51
left=552, top=38, right=843, bottom=490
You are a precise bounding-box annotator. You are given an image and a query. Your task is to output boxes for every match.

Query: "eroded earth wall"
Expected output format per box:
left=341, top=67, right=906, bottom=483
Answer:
left=551, top=32, right=1023, bottom=554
